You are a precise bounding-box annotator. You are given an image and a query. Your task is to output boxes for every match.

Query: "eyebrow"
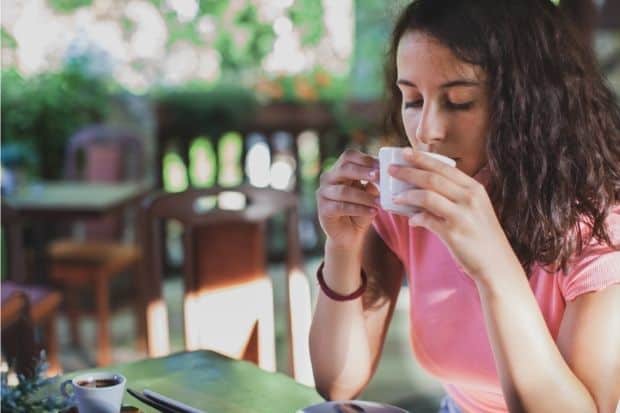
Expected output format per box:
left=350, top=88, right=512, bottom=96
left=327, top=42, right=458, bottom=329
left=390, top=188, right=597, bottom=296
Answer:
left=396, top=79, right=480, bottom=88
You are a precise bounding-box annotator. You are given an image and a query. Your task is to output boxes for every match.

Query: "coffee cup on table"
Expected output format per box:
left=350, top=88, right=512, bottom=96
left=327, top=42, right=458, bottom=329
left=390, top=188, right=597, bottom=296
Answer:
left=61, top=372, right=126, bottom=413
left=378, top=147, right=456, bottom=216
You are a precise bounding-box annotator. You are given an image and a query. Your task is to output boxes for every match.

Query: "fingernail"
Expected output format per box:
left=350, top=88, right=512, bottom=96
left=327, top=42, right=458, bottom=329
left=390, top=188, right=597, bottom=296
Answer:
left=368, top=170, right=377, bottom=179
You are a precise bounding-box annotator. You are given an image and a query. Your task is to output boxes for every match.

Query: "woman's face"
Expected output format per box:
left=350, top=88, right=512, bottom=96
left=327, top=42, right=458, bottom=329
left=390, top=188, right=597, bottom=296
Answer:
left=396, top=31, right=490, bottom=176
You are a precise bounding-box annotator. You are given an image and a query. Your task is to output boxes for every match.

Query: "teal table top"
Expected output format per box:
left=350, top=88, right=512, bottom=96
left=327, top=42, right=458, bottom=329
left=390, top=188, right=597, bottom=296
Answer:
left=4, top=181, right=152, bottom=220
left=61, top=350, right=323, bottom=413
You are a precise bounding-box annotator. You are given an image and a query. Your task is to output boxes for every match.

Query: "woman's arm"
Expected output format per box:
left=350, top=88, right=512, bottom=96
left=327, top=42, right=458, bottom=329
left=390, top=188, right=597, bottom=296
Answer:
left=310, top=227, right=404, bottom=401
left=389, top=149, right=620, bottom=412
left=475, top=261, right=620, bottom=413
left=556, top=284, right=620, bottom=413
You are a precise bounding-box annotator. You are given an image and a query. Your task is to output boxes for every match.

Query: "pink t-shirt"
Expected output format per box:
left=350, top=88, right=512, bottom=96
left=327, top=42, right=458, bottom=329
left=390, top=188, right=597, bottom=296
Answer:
left=372, top=179, right=620, bottom=412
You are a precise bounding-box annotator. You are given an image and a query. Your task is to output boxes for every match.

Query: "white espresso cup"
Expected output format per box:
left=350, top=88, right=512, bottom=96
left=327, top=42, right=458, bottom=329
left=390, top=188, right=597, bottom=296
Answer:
left=61, top=371, right=126, bottom=413
left=378, top=147, right=456, bottom=216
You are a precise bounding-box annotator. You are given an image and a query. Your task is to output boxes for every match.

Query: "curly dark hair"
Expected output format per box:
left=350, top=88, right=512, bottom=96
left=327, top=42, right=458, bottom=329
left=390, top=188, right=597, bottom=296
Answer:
left=385, top=0, right=620, bottom=274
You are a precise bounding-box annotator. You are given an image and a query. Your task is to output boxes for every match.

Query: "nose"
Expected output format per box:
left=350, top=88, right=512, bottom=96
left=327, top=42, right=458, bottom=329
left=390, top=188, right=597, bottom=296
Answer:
left=415, top=104, right=447, bottom=145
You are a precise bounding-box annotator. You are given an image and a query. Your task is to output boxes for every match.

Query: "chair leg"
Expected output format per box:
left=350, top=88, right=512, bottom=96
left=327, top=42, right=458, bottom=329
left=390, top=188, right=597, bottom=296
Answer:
left=42, top=314, right=61, bottom=375
left=95, top=276, right=111, bottom=366
left=132, top=262, right=147, bottom=354
left=257, top=280, right=276, bottom=372
left=242, top=322, right=259, bottom=365
left=66, top=288, right=81, bottom=348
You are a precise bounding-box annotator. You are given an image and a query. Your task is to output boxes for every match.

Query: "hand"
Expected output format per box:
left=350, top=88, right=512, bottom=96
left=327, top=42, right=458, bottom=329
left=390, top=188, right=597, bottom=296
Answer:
left=317, top=149, right=380, bottom=251
left=390, top=148, right=519, bottom=281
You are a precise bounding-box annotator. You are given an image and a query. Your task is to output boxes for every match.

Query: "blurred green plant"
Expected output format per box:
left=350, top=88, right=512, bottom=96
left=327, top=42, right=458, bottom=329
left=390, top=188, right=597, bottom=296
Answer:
left=1, top=28, right=17, bottom=49
left=49, top=0, right=92, bottom=13
left=217, top=4, right=276, bottom=74
left=0, top=352, right=67, bottom=413
left=289, top=0, right=324, bottom=46
left=152, top=81, right=259, bottom=139
left=1, top=62, right=117, bottom=179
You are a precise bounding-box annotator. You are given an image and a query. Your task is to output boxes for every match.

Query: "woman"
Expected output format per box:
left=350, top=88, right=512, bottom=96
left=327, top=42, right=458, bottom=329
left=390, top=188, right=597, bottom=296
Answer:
left=310, top=1, right=620, bottom=412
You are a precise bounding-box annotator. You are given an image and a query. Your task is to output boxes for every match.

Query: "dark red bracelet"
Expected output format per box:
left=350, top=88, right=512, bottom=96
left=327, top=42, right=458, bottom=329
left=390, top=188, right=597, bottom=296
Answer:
left=316, top=261, right=367, bottom=301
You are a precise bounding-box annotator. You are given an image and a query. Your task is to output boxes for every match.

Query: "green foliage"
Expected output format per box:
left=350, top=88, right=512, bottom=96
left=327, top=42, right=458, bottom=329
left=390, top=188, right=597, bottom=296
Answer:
left=1, top=352, right=68, bottom=413
left=289, top=0, right=324, bottom=46
left=215, top=4, right=275, bottom=73
left=48, top=0, right=92, bottom=13
left=165, top=11, right=203, bottom=46
left=1, top=64, right=115, bottom=179
left=152, top=82, right=258, bottom=139
left=1, top=28, right=17, bottom=49
left=198, top=0, right=229, bottom=16
left=349, top=0, right=405, bottom=99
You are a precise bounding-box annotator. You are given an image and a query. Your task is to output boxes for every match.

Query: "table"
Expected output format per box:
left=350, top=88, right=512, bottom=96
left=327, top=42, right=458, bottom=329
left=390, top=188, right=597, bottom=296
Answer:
left=5, top=181, right=152, bottom=220
left=3, top=180, right=152, bottom=282
left=61, top=350, right=323, bottom=413
left=4, top=180, right=153, bottom=360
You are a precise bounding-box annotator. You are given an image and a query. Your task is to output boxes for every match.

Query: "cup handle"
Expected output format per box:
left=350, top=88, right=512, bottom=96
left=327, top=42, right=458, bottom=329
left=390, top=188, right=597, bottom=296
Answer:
left=60, top=379, right=75, bottom=401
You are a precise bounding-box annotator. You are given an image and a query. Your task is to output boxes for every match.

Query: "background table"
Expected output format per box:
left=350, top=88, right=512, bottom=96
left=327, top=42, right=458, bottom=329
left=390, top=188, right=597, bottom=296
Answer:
left=5, top=181, right=151, bottom=220
left=61, top=350, right=323, bottom=413
left=4, top=180, right=153, bottom=359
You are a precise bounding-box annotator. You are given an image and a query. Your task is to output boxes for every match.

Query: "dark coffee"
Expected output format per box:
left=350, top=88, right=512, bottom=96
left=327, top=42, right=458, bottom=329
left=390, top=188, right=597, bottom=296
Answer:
left=77, top=378, right=120, bottom=388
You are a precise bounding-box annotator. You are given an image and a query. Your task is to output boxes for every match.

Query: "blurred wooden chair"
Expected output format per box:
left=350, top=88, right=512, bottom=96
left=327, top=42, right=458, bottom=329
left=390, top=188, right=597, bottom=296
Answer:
left=1, top=202, right=62, bottom=375
left=1, top=289, right=37, bottom=377
left=1, top=282, right=62, bottom=376
left=46, top=124, right=146, bottom=366
left=140, top=185, right=313, bottom=383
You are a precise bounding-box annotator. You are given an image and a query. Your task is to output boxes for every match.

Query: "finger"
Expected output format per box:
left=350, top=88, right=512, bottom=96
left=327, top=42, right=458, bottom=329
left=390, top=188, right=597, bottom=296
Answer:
left=363, top=181, right=380, bottom=197
left=393, top=189, right=458, bottom=220
left=388, top=165, right=467, bottom=203
left=320, top=196, right=378, bottom=217
left=340, top=148, right=379, bottom=169
left=322, top=160, right=379, bottom=185
left=408, top=211, right=445, bottom=233
left=321, top=184, right=380, bottom=209
left=402, top=148, right=472, bottom=188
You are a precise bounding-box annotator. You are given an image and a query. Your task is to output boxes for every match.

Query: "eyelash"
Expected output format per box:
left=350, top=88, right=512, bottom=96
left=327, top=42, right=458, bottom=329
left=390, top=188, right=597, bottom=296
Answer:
left=404, top=100, right=474, bottom=111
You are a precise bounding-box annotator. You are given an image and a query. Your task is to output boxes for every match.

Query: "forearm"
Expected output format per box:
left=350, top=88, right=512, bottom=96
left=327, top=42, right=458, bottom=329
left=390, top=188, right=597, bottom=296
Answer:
left=309, top=242, right=374, bottom=400
left=475, top=259, right=597, bottom=413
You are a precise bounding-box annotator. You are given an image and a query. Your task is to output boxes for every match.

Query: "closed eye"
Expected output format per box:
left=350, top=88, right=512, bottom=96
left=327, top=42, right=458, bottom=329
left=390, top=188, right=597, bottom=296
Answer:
left=404, top=100, right=423, bottom=109
left=446, top=101, right=474, bottom=110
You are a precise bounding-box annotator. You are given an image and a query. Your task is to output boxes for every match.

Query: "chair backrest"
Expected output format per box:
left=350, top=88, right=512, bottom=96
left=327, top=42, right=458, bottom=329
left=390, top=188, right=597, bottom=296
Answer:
left=139, top=185, right=303, bottom=346
left=1, top=202, right=27, bottom=282
left=64, top=124, right=146, bottom=240
left=140, top=185, right=300, bottom=293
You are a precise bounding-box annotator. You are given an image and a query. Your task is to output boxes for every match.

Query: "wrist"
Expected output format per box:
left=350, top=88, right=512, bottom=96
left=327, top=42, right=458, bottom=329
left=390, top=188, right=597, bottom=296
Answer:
left=322, top=240, right=366, bottom=296
left=474, top=254, right=527, bottom=294
left=325, top=239, right=364, bottom=260
left=317, top=261, right=367, bottom=301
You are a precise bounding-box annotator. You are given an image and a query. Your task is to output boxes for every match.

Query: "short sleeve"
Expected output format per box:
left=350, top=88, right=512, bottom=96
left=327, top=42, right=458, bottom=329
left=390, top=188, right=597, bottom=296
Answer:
left=559, top=207, right=620, bottom=301
left=371, top=208, right=409, bottom=263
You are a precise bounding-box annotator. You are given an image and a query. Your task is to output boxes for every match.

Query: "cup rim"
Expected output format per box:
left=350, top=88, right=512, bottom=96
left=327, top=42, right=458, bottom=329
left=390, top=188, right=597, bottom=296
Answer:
left=72, top=372, right=126, bottom=390
left=379, top=146, right=455, bottom=166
